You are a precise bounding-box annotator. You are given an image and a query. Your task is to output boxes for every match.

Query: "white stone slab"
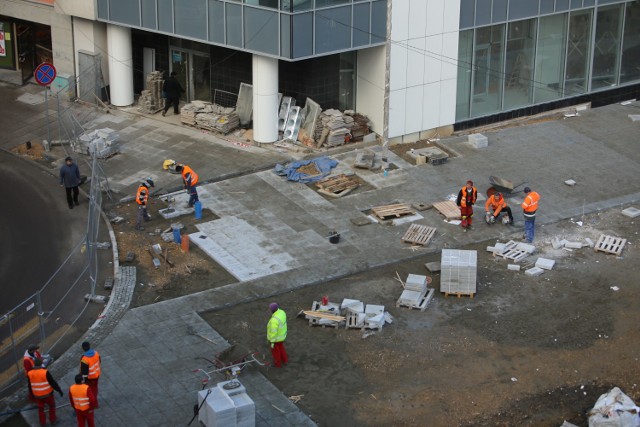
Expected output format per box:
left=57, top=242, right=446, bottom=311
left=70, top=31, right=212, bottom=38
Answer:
left=406, top=274, right=427, bottom=286
left=365, top=304, right=385, bottom=315
left=515, top=242, right=536, bottom=253
left=341, top=298, right=362, bottom=310
left=345, top=302, right=365, bottom=313
left=564, top=179, right=577, bottom=186
left=535, top=258, right=555, bottom=270
left=398, top=289, right=423, bottom=305
left=564, top=241, right=583, bottom=249
left=621, top=207, right=640, bottom=218
left=525, top=267, right=544, bottom=277
left=467, top=133, right=488, bottom=148
left=585, top=238, right=594, bottom=247
left=507, top=264, right=521, bottom=271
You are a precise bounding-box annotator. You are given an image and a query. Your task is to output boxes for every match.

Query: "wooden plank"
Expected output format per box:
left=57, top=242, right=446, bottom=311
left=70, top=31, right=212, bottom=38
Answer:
left=302, top=311, right=345, bottom=322
left=371, top=203, right=414, bottom=220
left=444, top=291, right=475, bottom=298
left=594, top=234, right=626, bottom=256
left=432, top=200, right=461, bottom=220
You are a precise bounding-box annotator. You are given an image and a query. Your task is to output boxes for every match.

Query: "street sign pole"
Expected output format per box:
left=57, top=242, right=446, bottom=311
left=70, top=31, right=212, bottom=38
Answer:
left=44, top=87, right=50, bottom=145
left=34, top=63, right=57, bottom=148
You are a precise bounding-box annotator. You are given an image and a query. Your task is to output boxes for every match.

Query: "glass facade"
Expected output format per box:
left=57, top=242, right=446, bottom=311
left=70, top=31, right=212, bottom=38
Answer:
left=456, top=0, right=640, bottom=122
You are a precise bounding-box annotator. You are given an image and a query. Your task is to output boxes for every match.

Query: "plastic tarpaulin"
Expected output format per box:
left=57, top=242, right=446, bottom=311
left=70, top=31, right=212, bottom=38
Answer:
left=588, top=387, right=640, bottom=427
left=274, top=156, right=338, bottom=183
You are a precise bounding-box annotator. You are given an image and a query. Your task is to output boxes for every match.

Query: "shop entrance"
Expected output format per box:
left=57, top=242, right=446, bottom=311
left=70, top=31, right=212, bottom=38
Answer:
left=170, top=48, right=211, bottom=102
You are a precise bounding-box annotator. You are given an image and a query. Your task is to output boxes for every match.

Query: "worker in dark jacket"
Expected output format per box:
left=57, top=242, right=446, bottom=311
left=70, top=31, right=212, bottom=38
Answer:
left=27, top=358, right=63, bottom=427
left=60, top=156, right=81, bottom=209
left=456, top=180, right=477, bottom=232
left=162, top=71, right=184, bottom=116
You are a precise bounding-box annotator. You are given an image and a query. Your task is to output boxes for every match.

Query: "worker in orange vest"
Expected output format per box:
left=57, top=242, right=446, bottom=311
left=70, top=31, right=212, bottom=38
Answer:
left=135, top=178, right=154, bottom=231
left=69, top=374, right=97, bottom=427
left=27, top=358, right=63, bottom=427
left=175, top=164, right=199, bottom=207
left=521, top=187, right=541, bottom=243
left=23, top=344, right=43, bottom=376
left=456, top=180, right=477, bottom=232
left=485, top=192, right=514, bottom=225
left=80, top=341, right=101, bottom=403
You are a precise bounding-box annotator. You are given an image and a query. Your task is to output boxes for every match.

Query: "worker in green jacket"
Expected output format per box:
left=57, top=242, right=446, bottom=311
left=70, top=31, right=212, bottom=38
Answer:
left=267, top=303, right=288, bottom=368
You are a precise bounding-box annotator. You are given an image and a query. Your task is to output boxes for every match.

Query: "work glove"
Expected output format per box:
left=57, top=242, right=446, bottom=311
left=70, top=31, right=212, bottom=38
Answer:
left=270, top=343, right=274, bottom=349
left=490, top=216, right=495, bottom=224
left=58, top=391, right=63, bottom=397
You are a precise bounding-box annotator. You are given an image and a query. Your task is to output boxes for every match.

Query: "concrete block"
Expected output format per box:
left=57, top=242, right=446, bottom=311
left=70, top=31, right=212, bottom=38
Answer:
left=363, top=132, right=377, bottom=143
left=494, top=242, right=507, bottom=253
left=515, top=242, right=536, bottom=253
left=425, top=261, right=440, bottom=272
left=467, top=133, right=488, bottom=148
left=585, top=238, right=594, bottom=247
left=406, top=274, right=427, bottom=287
left=84, top=294, right=109, bottom=304
left=551, top=238, right=563, bottom=249
left=525, top=267, right=544, bottom=277
left=564, top=179, right=577, bottom=186
left=507, top=264, right=521, bottom=271
left=535, top=258, right=555, bottom=270
left=365, top=304, right=385, bottom=316
left=564, top=241, right=582, bottom=249
left=621, top=207, right=640, bottom=218
left=486, top=246, right=496, bottom=253
left=398, top=289, right=423, bottom=305
left=103, top=277, right=114, bottom=290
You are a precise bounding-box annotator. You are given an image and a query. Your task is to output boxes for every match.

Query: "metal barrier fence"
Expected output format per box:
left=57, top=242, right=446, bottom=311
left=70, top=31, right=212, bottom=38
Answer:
left=0, top=61, right=109, bottom=396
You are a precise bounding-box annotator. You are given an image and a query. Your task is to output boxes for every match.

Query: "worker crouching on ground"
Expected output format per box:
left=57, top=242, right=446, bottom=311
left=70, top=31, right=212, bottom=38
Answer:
left=27, top=358, right=63, bottom=427
left=485, top=192, right=514, bottom=225
left=456, top=180, right=477, bottom=232
left=175, top=164, right=199, bottom=208
left=69, top=374, right=97, bottom=427
left=267, top=303, right=288, bottom=368
left=135, top=178, right=154, bottom=231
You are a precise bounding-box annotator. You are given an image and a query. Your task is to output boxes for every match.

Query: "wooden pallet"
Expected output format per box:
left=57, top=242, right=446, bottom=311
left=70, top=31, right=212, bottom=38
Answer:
left=594, top=234, right=626, bottom=256
left=305, top=302, right=344, bottom=328
left=443, top=291, right=475, bottom=298
left=432, top=200, right=461, bottom=220
left=344, top=311, right=383, bottom=331
left=371, top=203, right=415, bottom=220
left=401, top=224, right=437, bottom=246
left=493, top=241, right=530, bottom=262
left=316, top=174, right=360, bottom=198
left=396, top=288, right=435, bottom=311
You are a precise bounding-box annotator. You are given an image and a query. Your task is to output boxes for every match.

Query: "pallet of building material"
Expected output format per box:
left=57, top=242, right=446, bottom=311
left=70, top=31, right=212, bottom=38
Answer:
left=443, top=290, right=475, bottom=298
left=304, top=303, right=344, bottom=328
left=594, top=234, right=627, bottom=256
left=493, top=240, right=532, bottom=262
left=396, top=288, right=435, bottom=311
left=401, top=224, right=437, bottom=246
left=371, top=203, right=415, bottom=220
left=432, top=200, right=461, bottom=220
left=315, top=174, right=360, bottom=198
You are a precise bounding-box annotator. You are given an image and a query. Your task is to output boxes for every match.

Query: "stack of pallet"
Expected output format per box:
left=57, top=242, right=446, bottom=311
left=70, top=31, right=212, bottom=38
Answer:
left=137, top=71, right=164, bottom=114
left=397, top=274, right=434, bottom=311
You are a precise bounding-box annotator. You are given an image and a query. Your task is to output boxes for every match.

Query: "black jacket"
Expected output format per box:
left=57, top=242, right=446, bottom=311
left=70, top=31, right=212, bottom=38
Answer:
left=162, top=76, right=184, bottom=99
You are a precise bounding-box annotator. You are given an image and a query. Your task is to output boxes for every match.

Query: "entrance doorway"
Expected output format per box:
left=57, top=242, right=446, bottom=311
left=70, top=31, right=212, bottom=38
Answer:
left=170, top=48, right=211, bottom=102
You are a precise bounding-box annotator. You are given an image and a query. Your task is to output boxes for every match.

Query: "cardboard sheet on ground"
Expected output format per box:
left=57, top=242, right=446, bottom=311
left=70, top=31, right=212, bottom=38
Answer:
left=274, top=156, right=338, bottom=183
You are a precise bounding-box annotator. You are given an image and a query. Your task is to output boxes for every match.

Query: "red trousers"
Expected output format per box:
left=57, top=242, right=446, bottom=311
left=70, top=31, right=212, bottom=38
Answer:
left=75, top=409, right=95, bottom=427
left=460, top=206, right=474, bottom=228
left=86, top=378, right=99, bottom=402
left=270, top=342, right=288, bottom=368
left=35, top=394, right=56, bottom=426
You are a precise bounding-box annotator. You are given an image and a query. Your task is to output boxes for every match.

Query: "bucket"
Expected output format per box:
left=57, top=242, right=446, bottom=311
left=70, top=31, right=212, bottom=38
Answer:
left=194, top=201, right=202, bottom=220
left=181, top=234, right=190, bottom=253
left=173, top=228, right=182, bottom=244
left=321, top=295, right=329, bottom=306
left=328, top=233, right=340, bottom=244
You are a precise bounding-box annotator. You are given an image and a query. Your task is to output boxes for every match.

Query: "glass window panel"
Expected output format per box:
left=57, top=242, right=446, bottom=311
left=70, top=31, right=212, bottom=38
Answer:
left=98, top=0, right=108, bottom=20
left=471, top=24, right=505, bottom=117
left=493, top=0, right=508, bottom=22
left=460, top=0, right=475, bottom=29
left=353, top=3, right=371, bottom=47
left=244, top=8, right=278, bottom=55
left=584, top=0, right=595, bottom=6
left=620, top=1, right=640, bottom=84
left=292, top=12, right=313, bottom=58
left=571, top=0, right=582, bottom=9
left=158, top=0, right=173, bottom=32
left=598, top=0, right=622, bottom=4
left=371, top=0, right=387, bottom=43
left=141, top=0, right=157, bottom=29
left=226, top=3, right=243, bottom=48
left=245, top=0, right=278, bottom=8
left=282, top=0, right=314, bottom=11
left=208, top=0, right=225, bottom=43
left=504, top=19, right=537, bottom=110
left=281, top=14, right=291, bottom=58
left=540, top=0, right=554, bottom=14
left=565, top=9, right=592, bottom=95
left=108, top=0, right=140, bottom=26
left=476, top=0, right=492, bottom=26
left=556, top=0, right=570, bottom=12
left=509, top=0, right=539, bottom=20
left=316, top=0, right=350, bottom=7
left=315, top=6, right=351, bottom=54
left=175, top=0, right=206, bottom=39
left=535, top=13, right=568, bottom=103
left=592, top=5, right=622, bottom=90
left=456, top=30, right=474, bottom=121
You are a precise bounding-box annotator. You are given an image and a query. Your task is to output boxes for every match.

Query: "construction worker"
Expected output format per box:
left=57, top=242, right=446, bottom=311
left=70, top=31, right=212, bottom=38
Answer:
left=485, top=192, right=514, bottom=225
left=456, top=180, right=477, bottom=232
left=27, top=358, right=63, bottom=427
left=175, top=164, right=199, bottom=208
left=80, top=341, right=101, bottom=403
left=23, top=344, right=43, bottom=376
left=69, top=374, right=97, bottom=427
left=135, top=178, right=154, bottom=231
left=267, top=303, right=288, bottom=368
left=521, top=187, right=541, bottom=243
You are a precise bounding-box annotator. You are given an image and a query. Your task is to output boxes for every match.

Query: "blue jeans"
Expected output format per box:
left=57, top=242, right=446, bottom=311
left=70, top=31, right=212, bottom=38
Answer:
left=188, top=186, right=199, bottom=207
left=524, top=218, right=535, bottom=242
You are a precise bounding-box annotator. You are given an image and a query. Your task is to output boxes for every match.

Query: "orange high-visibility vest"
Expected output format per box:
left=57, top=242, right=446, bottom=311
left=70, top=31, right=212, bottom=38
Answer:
left=485, top=194, right=507, bottom=216
left=136, top=185, right=149, bottom=206
left=70, top=384, right=91, bottom=411
left=28, top=368, right=53, bottom=398
left=81, top=352, right=101, bottom=379
left=521, top=191, right=540, bottom=213
left=181, top=166, right=199, bottom=187
left=460, top=186, right=477, bottom=208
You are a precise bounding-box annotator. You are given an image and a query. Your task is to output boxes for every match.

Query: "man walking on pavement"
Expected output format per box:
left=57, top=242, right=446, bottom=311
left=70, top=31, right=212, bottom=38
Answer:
left=267, top=303, right=288, bottom=368
left=60, top=156, right=81, bottom=209
left=80, top=341, right=101, bottom=403
left=521, top=187, right=540, bottom=243
left=485, top=191, right=514, bottom=225
left=175, top=164, right=199, bottom=207
left=161, top=71, right=184, bottom=116
left=135, top=178, right=154, bottom=231
left=27, top=358, right=63, bottom=426
left=456, top=180, right=477, bottom=232
left=69, top=374, right=97, bottom=427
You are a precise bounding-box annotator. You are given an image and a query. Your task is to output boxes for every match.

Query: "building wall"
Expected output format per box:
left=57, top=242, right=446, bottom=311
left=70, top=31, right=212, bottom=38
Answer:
left=387, top=0, right=461, bottom=140
left=73, top=19, right=108, bottom=85
left=55, top=0, right=96, bottom=21
left=356, top=45, right=385, bottom=135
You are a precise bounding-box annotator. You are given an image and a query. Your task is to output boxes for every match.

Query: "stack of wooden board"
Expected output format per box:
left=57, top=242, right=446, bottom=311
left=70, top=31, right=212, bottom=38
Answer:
left=401, top=224, right=437, bottom=246
left=371, top=203, right=415, bottom=220
left=316, top=174, right=359, bottom=198
left=396, top=274, right=435, bottom=311
left=433, top=200, right=461, bottom=220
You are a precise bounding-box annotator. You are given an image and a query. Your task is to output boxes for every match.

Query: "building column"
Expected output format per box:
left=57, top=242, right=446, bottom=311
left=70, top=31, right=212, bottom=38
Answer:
left=106, top=24, right=133, bottom=107
left=252, top=55, right=279, bottom=143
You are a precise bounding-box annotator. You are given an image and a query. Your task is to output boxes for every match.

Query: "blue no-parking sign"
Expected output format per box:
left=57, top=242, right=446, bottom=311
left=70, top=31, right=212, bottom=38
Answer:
left=34, top=62, right=57, bottom=86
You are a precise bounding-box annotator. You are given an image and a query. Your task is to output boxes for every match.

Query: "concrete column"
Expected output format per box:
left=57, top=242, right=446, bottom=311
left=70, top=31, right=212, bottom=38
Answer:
left=252, top=55, right=279, bottom=143
left=106, top=24, right=134, bottom=106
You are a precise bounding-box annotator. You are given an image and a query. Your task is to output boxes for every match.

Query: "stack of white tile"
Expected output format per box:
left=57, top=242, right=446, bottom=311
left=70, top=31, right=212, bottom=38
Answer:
left=341, top=298, right=390, bottom=330
left=441, top=249, right=477, bottom=295
left=398, top=274, right=428, bottom=306
left=197, top=381, right=256, bottom=427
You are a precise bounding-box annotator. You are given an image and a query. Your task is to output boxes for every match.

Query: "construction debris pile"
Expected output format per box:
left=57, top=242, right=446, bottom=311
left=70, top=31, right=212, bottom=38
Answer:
left=137, top=71, right=164, bottom=114
left=181, top=101, right=240, bottom=134
left=396, top=274, right=435, bottom=311
left=72, top=127, right=120, bottom=158
left=303, top=298, right=393, bottom=332
left=312, top=109, right=371, bottom=148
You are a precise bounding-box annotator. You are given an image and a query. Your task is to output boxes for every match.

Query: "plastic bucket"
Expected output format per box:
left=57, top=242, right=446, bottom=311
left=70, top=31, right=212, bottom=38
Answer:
left=194, top=201, right=202, bottom=220
left=173, top=228, right=182, bottom=244
left=328, top=233, right=340, bottom=244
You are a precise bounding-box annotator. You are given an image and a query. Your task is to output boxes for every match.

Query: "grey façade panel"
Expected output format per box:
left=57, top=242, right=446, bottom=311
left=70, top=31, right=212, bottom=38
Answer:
left=315, top=6, right=352, bottom=54
left=476, top=0, right=492, bottom=26
left=244, top=7, right=279, bottom=55
left=292, top=12, right=313, bottom=58
left=509, top=0, right=540, bottom=20
left=371, top=0, right=386, bottom=43
left=353, top=2, right=371, bottom=47
left=460, top=0, right=475, bottom=29
left=141, top=0, right=157, bottom=29
left=108, top=0, right=140, bottom=26
left=158, top=0, right=173, bottom=32
left=175, top=0, right=207, bottom=40
left=226, top=3, right=243, bottom=48
left=208, top=0, right=225, bottom=44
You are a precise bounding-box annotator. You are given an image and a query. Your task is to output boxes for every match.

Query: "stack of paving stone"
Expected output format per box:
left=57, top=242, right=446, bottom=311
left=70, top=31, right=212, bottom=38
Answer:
left=181, top=101, right=240, bottom=134
left=397, top=274, right=429, bottom=308
left=313, top=109, right=371, bottom=147
left=73, top=127, right=120, bottom=158
left=440, top=249, right=477, bottom=296
left=341, top=299, right=390, bottom=330
left=137, top=71, right=164, bottom=114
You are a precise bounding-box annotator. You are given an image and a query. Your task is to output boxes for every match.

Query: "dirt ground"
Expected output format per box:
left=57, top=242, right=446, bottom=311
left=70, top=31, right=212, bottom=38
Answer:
left=197, top=208, right=640, bottom=427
